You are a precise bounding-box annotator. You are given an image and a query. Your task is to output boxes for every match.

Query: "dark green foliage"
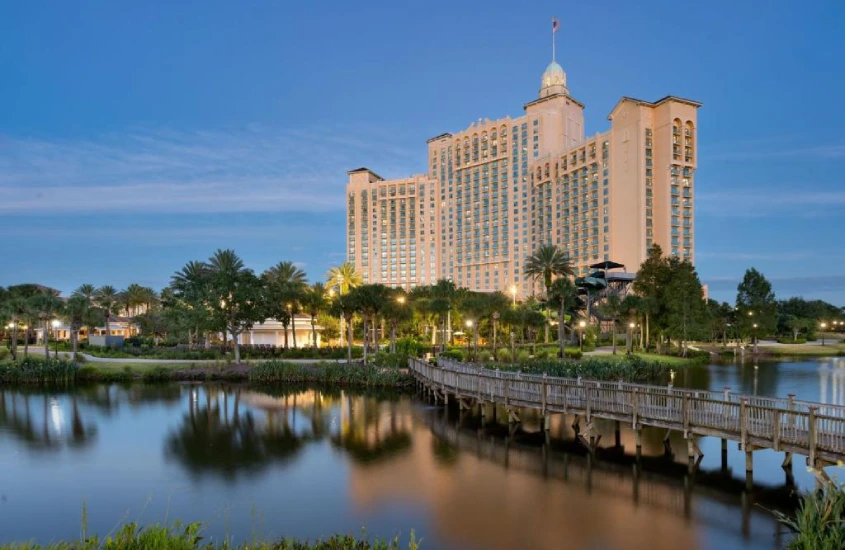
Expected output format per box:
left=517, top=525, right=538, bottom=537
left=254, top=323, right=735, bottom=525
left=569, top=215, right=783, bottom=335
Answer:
left=371, top=352, right=410, bottom=369
left=490, top=356, right=672, bottom=383
left=0, top=357, right=77, bottom=385
left=248, top=361, right=413, bottom=387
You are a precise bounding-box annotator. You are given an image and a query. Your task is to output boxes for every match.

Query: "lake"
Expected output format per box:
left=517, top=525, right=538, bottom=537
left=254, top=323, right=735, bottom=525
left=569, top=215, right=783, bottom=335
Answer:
left=1, top=357, right=844, bottom=549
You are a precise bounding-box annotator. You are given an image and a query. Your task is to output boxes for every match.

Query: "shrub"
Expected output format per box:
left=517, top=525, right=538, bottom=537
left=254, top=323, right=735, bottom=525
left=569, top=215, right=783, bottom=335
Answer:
left=478, top=350, right=493, bottom=362
left=249, top=361, right=412, bottom=388
left=517, top=350, right=531, bottom=362
left=496, top=355, right=671, bottom=383
left=439, top=349, right=464, bottom=361
left=563, top=348, right=583, bottom=360
left=777, top=336, right=807, bottom=344
left=372, top=352, right=409, bottom=369
left=496, top=348, right=512, bottom=362
left=0, top=357, right=78, bottom=385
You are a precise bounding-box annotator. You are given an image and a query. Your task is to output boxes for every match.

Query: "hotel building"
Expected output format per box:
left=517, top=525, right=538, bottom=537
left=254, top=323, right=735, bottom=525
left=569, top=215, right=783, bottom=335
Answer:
left=346, top=57, right=700, bottom=297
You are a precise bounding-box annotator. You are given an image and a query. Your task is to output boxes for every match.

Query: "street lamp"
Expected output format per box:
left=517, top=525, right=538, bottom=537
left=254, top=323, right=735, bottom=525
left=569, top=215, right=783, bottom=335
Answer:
left=397, top=296, right=406, bottom=305
left=752, top=323, right=758, bottom=354
left=510, top=285, right=518, bottom=307
left=51, top=319, right=60, bottom=358
left=628, top=322, right=635, bottom=355
left=820, top=322, right=828, bottom=346
left=579, top=320, right=587, bottom=352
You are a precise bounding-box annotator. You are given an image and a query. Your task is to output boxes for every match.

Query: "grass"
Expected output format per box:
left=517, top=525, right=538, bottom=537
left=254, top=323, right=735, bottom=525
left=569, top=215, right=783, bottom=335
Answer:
left=775, top=472, right=845, bottom=549
left=0, top=522, right=421, bottom=550
left=584, top=352, right=701, bottom=366
left=760, top=343, right=845, bottom=357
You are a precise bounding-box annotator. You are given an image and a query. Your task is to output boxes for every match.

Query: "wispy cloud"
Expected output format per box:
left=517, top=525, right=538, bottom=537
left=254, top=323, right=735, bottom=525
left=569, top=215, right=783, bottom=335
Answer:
left=697, top=188, right=845, bottom=217
left=696, top=250, right=816, bottom=262
left=0, top=125, right=420, bottom=214
left=701, top=143, right=845, bottom=161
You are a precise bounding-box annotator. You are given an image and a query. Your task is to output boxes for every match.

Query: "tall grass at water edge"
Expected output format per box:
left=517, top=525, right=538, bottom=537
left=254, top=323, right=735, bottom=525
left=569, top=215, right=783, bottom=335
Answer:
left=485, top=356, right=673, bottom=384
left=248, top=361, right=413, bottom=387
left=0, top=522, right=421, bottom=549
left=0, top=357, right=78, bottom=385
left=775, top=473, right=845, bottom=550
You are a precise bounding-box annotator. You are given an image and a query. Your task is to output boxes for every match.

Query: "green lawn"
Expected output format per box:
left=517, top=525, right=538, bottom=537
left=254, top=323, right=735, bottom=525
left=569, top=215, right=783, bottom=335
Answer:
left=759, top=343, right=845, bottom=357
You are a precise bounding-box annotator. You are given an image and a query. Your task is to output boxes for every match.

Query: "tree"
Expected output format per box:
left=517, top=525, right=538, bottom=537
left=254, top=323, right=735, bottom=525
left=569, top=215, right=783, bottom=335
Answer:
left=170, top=261, right=213, bottom=347
left=549, top=277, right=578, bottom=358
left=348, top=284, right=390, bottom=363
left=1, top=289, right=29, bottom=360
left=786, top=316, right=811, bottom=342
left=599, top=294, right=623, bottom=355
left=302, top=282, right=328, bottom=349
left=524, top=244, right=574, bottom=343
left=736, top=268, right=777, bottom=342
left=206, top=249, right=265, bottom=362
left=326, top=262, right=363, bottom=346
left=263, top=261, right=307, bottom=349
left=632, top=245, right=671, bottom=350
left=94, top=285, right=120, bottom=336
left=663, top=258, right=708, bottom=355
left=330, top=292, right=358, bottom=361
left=383, top=289, right=412, bottom=353
left=65, top=295, right=96, bottom=359
left=430, top=279, right=458, bottom=351
left=29, top=290, right=62, bottom=359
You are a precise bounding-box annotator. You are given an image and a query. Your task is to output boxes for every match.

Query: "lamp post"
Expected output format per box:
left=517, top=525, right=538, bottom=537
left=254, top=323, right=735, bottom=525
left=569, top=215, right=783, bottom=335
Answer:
left=510, top=285, right=517, bottom=308
left=465, top=319, right=474, bottom=360
left=752, top=323, right=758, bottom=354
left=628, top=322, right=635, bottom=355
left=820, top=322, right=828, bottom=346
left=51, top=319, right=60, bottom=358
left=579, top=320, right=586, bottom=352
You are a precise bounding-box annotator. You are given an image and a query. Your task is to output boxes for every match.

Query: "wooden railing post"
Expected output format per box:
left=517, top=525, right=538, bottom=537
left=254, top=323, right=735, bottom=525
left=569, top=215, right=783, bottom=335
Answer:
left=683, top=392, right=690, bottom=437
left=586, top=381, right=592, bottom=423
left=772, top=409, right=781, bottom=451
left=740, top=398, right=748, bottom=451
left=808, top=406, right=818, bottom=468
left=632, top=387, right=639, bottom=428
left=541, top=374, right=548, bottom=415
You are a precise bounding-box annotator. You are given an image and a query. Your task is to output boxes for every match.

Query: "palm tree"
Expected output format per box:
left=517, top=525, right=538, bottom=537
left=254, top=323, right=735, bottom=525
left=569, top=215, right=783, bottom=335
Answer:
left=331, top=293, right=358, bottom=361
left=303, top=283, right=328, bottom=349
left=94, top=285, right=120, bottom=336
left=65, top=295, right=93, bottom=359
left=599, top=294, right=623, bottom=355
left=72, top=284, right=97, bottom=301
left=264, top=261, right=307, bottom=348
left=206, top=249, right=263, bottom=362
left=524, top=244, right=574, bottom=343
left=384, top=289, right=411, bottom=353
left=326, top=262, right=363, bottom=346
left=549, top=277, right=578, bottom=358
left=1, top=291, right=28, bottom=360
left=29, top=290, right=62, bottom=359
left=348, top=284, right=390, bottom=363
left=430, top=279, right=458, bottom=351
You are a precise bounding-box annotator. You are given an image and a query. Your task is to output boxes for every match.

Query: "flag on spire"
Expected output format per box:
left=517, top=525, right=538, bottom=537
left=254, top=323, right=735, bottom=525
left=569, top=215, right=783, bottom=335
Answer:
left=552, top=17, right=560, bottom=33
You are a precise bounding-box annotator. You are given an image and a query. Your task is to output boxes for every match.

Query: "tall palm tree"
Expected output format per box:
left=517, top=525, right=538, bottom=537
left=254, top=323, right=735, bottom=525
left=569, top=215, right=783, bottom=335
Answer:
left=264, top=261, right=307, bottom=348
left=348, top=284, right=390, bottom=364
left=524, top=244, right=574, bottom=343
left=524, top=244, right=574, bottom=297
left=599, top=294, right=623, bottom=355
left=29, top=290, right=62, bottom=359
left=326, top=262, right=363, bottom=346
left=206, top=249, right=262, bottom=362
left=65, top=295, right=93, bottom=359
left=72, top=284, right=98, bottom=342
left=303, top=283, right=328, bottom=349
left=549, top=277, right=578, bottom=358
left=95, top=285, right=120, bottom=336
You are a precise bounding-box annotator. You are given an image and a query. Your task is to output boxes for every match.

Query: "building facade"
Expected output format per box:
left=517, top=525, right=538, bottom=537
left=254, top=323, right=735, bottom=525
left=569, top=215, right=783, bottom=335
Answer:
left=346, top=57, right=700, bottom=297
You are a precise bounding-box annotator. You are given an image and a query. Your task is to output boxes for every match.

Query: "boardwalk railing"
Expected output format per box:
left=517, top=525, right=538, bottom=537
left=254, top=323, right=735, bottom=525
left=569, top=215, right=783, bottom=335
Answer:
left=409, top=357, right=845, bottom=466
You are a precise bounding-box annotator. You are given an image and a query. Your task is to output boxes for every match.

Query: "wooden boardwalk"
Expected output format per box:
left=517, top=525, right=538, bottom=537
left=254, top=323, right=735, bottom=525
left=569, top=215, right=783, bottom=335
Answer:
left=409, top=357, right=845, bottom=469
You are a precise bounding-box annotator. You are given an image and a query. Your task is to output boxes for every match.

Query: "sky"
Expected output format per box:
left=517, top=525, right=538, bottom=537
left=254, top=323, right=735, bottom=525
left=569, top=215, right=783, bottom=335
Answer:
left=1, top=1, right=844, bottom=305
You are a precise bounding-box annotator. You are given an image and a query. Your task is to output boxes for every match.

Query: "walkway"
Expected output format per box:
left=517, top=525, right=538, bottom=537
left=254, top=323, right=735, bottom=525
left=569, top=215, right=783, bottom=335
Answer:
left=409, top=357, right=845, bottom=470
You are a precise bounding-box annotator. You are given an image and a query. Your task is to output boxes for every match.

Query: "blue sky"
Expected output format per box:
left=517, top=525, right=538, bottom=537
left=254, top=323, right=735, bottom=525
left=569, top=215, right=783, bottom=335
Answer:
left=1, top=1, right=843, bottom=305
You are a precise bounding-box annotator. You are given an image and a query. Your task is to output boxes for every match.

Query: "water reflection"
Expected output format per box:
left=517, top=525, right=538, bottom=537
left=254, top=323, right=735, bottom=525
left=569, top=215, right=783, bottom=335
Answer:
left=0, top=390, right=97, bottom=452
left=4, top=362, right=841, bottom=549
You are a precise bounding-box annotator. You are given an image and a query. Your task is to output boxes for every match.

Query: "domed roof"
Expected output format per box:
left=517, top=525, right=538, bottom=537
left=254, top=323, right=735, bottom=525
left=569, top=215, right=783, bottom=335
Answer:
left=541, top=61, right=567, bottom=90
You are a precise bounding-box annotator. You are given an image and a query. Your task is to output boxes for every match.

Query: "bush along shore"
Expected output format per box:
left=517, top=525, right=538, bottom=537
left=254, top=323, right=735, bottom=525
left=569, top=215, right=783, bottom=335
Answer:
left=482, top=355, right=673, bottom=384
left=0, top=522, right=421, bottom=550
left=0, top=357, right=415, bottom=388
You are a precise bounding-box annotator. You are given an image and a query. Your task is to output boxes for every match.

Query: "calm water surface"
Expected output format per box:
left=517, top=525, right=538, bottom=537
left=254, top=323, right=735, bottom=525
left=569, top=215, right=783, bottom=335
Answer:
left=1, top=357, right=844, bottom=550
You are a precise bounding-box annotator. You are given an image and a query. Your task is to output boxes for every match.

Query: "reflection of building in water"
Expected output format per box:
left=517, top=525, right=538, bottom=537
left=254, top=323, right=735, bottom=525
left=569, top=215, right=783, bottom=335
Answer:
left=819, top=358, right=845, bottom=405
left=347, top=409, right=702, bottom=550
